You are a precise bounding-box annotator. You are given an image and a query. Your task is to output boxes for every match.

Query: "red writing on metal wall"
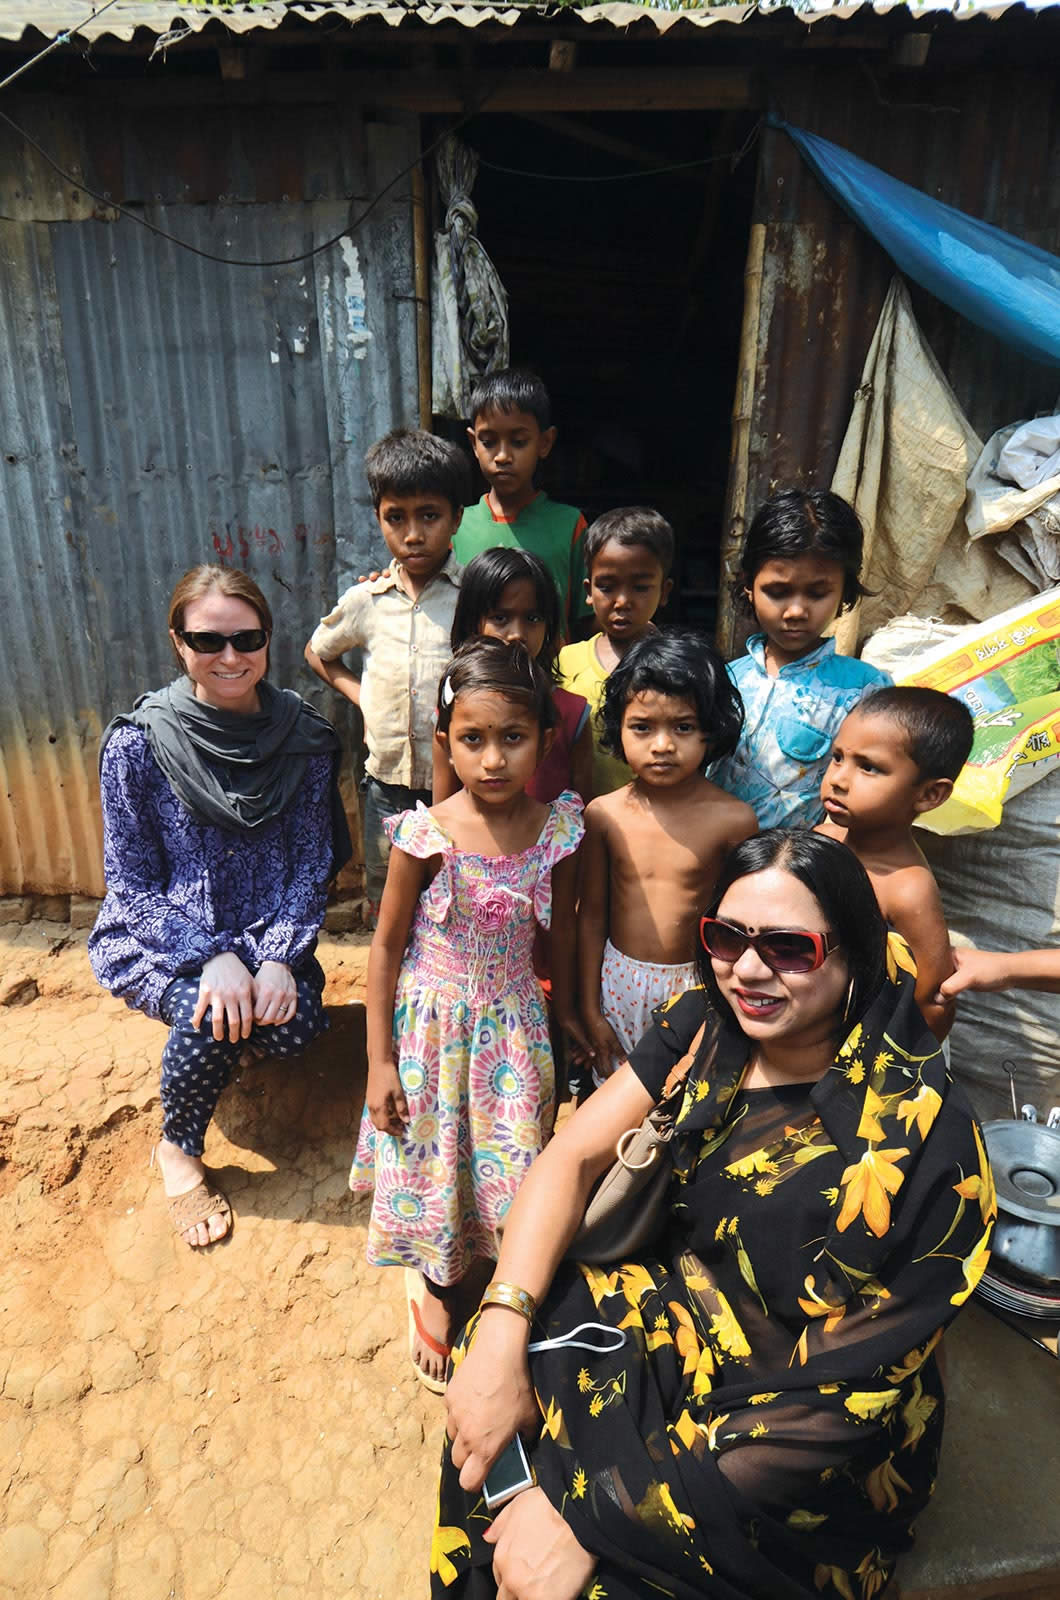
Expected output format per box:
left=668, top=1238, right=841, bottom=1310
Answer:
left=211, top=523, right=335, bottom=563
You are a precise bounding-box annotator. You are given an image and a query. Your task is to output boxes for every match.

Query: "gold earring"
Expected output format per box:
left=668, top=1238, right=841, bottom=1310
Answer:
left=842, top=977, right=856, bottom=1024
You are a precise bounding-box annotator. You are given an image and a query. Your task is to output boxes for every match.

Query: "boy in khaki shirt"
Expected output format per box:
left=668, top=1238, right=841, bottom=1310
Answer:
left=305, top=428, right=470, bottom=922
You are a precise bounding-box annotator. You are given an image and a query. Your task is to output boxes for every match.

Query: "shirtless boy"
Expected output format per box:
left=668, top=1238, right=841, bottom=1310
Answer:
left=578, top=629, right=757, bottom=1084
left=816, top=686, right=974, bottom=1041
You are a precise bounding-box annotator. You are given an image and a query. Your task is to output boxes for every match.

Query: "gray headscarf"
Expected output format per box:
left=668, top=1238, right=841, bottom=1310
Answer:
left=100, top=678, right=352, bottom=866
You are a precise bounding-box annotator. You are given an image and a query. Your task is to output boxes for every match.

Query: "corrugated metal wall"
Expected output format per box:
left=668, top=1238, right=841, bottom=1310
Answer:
left=721, top=61, right=1060, bottom=647
left=0, top=96, right=419, bottom=894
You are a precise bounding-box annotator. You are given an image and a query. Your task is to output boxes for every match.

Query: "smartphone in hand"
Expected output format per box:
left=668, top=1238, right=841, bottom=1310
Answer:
left=483, top=1434, right=534, bottom=1512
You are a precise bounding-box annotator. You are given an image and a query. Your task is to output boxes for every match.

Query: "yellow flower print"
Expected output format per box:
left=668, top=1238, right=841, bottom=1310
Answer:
left=725, top=1148, right=778, bottom=1178
left=704, top=1412, right=731, bottom=1450
left=821, top=1186, right=840, bottom=1206
left=900, top=1375, right=938, bottom=1449
left=845, top=1060, right=865, bottom=1086
left=798, top=1274, right=846, bottom=1333
left=727, top=1217, right=739, bottom=1237
left=645, top=1325, right=675, bottom=1353
left=749, top=1391, right=779, bottom=1404
left=952, top=1123, right=998, bottom=1225
left=855, top=1277, right=891, bottom=1311
left=865, top=1456, right=913, bottom=1513
left=541, top=1396, right=567, bottom=1443
left=694, top=1079, right=711, bottom=1101
left=814, top=1565, right=856, bottom=1600
left=431, top=1524, right=472, bottom=1586
left=885, top=1327, right=941, bottom=1386
left=635, top=1480, right=696, bottom=1539
left=872, top=1051, right=895, bottom=1075
left=843, top=1388, right=900, bottom=1421
left=589, top=1393, right=604, bottom=1418
left=571, top=1466, right=588, bottom=1500
left=714, top=1216, right=730, bottom=1243
left=897, top=1084, right=943, bottom=1141
left=709, top=1292, right=751, bottom=1359
left=582, top=1264, right=621, bottom=1305
left=950, top=1227, right=993, bottom=1306
left=754, top=1177, right=778, bottom=1196
left=793, top=1143, right=833, bottom=1167
left=818, top=1383, right=839, bottom=1394
left=886, top=930, right=917, bottom=980
left=749, top=1421, right=769, bottom=1438
left=855, top=1086, right=887, bottom=1145
left=587, top=1584, right=608, bottom=1600
left=838, top=1022, right=863, bottom=1059
left=619, top=1262, right=657, bottom=1308
left=577, top=1368, right=593, bottom=1393
left=699, top=1555, right=715, bottom=1574
left=855, top=1547, right=892, bottom=1599
left=672, top=1408, right=702, bottom=1452
left=667, top=1300, right=701, bottom=1376
left=692, top=1343, right=716, bottom=1398
left=788, top=1509, right=828, bottom=1530
left=836, top=1147, right=910, bottom=1237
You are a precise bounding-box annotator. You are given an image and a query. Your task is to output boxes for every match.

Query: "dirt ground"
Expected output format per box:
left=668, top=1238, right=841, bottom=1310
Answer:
left=0, top=919, right=445, bottom=1600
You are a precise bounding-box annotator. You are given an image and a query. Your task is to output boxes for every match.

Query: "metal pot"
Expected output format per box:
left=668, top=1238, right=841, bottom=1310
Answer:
left=982, top=1119, right=1060, bottom=1290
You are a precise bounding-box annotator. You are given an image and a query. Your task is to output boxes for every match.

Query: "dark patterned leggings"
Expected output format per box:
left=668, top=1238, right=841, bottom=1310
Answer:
left=158, top=959, right=327, bottom=1155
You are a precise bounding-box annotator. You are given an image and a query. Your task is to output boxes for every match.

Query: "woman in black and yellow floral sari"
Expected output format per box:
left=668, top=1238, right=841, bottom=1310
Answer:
left=433, top=830, right=995, bottom=1600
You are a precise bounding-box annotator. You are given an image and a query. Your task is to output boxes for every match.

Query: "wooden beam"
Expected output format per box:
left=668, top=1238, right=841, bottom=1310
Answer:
left=513, top=111, right=680, bottom=170
left=72, top=66, right=760, bottom=112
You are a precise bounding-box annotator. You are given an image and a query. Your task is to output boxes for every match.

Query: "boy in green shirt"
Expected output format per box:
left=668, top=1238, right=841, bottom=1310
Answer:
left=455, top=368, right=589, bottom=641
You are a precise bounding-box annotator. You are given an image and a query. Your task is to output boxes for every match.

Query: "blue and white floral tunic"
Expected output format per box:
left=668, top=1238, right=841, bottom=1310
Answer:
left=709, top=634, right=891, bottom=829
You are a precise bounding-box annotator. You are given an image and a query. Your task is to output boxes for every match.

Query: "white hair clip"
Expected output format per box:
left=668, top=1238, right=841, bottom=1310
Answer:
left=440, top=675, right=455, bottom=707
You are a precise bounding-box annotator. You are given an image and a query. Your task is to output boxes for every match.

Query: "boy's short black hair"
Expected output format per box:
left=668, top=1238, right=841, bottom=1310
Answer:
left=364, top=427, right=472, bottom=513
left=600, top=627, right=744, bottom=765
left=467, top=368, right=552, bottom=432
left=734, top=488, right=869, bottom=616
left=857, top=686, right=975, bottom=782
left=584, top=507, right=674, bottom=579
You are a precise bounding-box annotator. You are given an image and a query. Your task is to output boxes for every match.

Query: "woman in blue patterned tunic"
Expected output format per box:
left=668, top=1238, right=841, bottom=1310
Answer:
left=89, top=565, right=350, bottom=1248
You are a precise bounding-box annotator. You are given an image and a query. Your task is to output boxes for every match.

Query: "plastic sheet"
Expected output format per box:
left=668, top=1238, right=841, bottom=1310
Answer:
left=777, top=117, right=1060, bottom=369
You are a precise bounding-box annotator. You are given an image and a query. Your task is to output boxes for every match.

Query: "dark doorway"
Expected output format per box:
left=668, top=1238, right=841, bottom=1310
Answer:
left=456, top=109, right=759, bottom=633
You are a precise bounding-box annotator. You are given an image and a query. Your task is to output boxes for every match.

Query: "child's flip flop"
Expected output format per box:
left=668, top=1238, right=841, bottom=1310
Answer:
left=404, top=1268, right=451, bottom=1396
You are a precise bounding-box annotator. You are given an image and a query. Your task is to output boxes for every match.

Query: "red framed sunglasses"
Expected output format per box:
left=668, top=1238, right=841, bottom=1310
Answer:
left=699, top=916, right=839, bottom=974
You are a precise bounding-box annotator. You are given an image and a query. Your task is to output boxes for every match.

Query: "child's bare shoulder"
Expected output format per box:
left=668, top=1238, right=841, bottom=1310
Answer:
left=584, top=787, right=632, bottom=828
left=696, top=779, right=758, bottom=834
left=877, top=858, right=943, bottom=920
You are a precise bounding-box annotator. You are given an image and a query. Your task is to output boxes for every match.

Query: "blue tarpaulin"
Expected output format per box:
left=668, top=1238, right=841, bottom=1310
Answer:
left=775, top=117, right=1060, bottom=369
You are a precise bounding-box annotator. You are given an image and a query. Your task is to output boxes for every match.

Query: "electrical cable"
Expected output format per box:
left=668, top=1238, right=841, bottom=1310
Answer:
left=0, top=91, right=497, bottom=269
left=475, top=118, right=762, bottom=183
left=0, top=0, right=123, bottom=94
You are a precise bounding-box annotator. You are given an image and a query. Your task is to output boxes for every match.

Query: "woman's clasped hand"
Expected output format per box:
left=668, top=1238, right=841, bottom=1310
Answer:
left=191, top=951, right=299, bottom=1039
left=483, top=1489, right=596, bottom=1600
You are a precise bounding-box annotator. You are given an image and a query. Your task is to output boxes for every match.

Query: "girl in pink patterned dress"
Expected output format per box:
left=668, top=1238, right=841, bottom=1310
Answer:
left=350, top=638, right=585, bottom=1393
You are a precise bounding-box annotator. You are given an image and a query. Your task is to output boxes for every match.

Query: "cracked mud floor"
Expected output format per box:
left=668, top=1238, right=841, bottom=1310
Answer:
left=0, top=922, right=443, bottom=1600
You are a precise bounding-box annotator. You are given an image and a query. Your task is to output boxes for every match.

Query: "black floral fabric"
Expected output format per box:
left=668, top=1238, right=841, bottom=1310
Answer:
left=433, top=955, right=995, bottom=1600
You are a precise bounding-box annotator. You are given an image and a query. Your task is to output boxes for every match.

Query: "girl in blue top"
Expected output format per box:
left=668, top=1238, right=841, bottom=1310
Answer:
left=710, top=488, right=891, bottom=828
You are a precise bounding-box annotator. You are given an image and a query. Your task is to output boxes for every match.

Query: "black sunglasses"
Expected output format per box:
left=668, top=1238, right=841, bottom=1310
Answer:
left=699, top=916, right=839, bottom=975
left=178, top=629, right=268, bottom=655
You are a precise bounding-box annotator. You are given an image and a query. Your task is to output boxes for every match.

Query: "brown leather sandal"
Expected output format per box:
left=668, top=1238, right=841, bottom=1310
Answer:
left=167, top=1179, right=233, bottom=1246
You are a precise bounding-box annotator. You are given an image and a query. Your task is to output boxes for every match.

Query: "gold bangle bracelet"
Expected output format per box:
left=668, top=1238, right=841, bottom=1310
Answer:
left=480, top=1282, right=537, bottom=1324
